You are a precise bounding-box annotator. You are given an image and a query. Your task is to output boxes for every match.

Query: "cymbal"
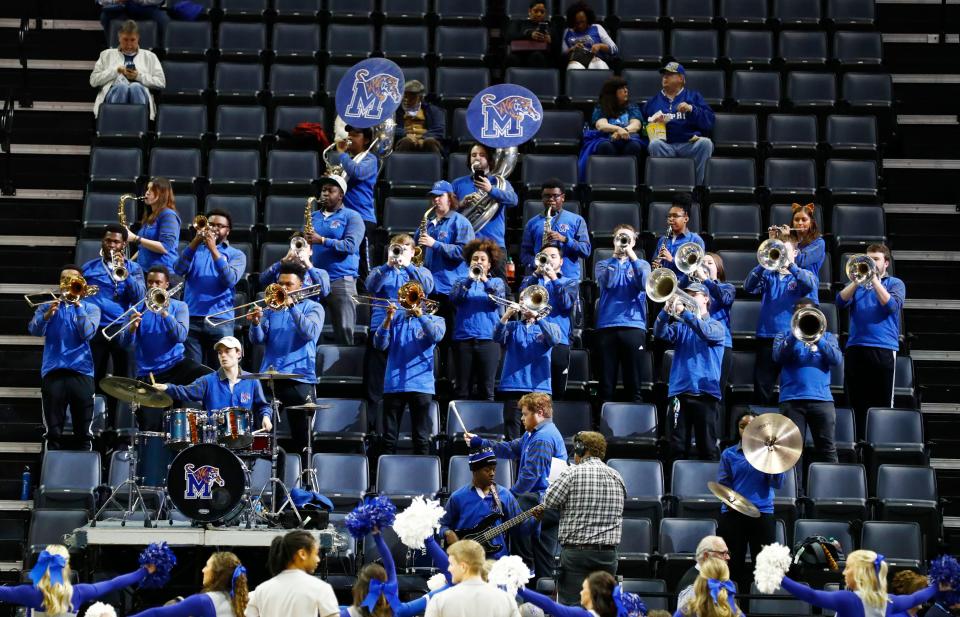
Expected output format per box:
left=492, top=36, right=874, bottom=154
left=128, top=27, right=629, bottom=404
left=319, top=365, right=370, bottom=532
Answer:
left=741, top=413, right=802, bottom=474
left=285, top=402, right=333, bottom=411
left=239, top=370, right=304, bottom=381
left=708, top=481, right=761, bottom=518
left=100, top=376, right=172, bottom=408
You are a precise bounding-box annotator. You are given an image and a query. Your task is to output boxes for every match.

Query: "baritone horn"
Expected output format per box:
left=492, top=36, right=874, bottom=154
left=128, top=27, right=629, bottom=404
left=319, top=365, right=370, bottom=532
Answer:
left=675, top=243, right=705, bottom=280
left=845, top=253, right=877, bottom=288
left=791, top=305, right=827, bottom=353
left=646, top=268, right=699, bottom=317
left=758, top=238, right=789, bottom=272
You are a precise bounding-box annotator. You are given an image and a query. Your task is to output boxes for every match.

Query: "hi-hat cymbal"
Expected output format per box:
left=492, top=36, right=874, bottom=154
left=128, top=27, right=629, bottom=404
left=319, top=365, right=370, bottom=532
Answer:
left=285, top=402, right=333, bottom=411
left=707, top=481, right=761, bottom=518
left=741, top=413, right=802, bottom=474
left=239, top=370, right=304, bottom=381
left=100, top=376, right=173, bottom=408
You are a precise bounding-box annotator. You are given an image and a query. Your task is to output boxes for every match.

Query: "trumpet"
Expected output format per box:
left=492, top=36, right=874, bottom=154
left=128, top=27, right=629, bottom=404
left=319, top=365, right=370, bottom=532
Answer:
left=614, top=231, right=634, bottom=256
left=102, top=282, right=184, bottom=341
left=758, top=238, right=789, bottom=272
left=488, top=284, right=552, bottom=320
left=387, top=243, right=406, bottom=268
left=192, top=214, right=213, bottom=241
left=412, top=206, right=435, bottom=267
left=204, top=282, right=328, bottom=326
left=469, top=264, right=485, bottom=281
left=791, top=305, right=827, bottom=353
left=25, top=275, right=99, bottom=308
left=646, top=268, right=699, bottom=318
left=845, top=253, right=877, bottom=288
left=290, top=235, right=309, bottom=252
left=534, top=250, right=552, bottom=275
left=107, top=249, right=128, bottom=282
left=675, top=243, right=705, bottom=280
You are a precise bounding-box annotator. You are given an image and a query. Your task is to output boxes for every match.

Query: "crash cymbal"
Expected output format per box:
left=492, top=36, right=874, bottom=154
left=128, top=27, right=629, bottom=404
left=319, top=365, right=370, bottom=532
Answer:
left=708, top=481, right=761, bottom=518
left=285, top=402, right=333, bottom=411
left=99, top=376, right=173, bottom=408
left=239, top=370, right=304, bottom=381
left=741, top=413, right=802, bottom=474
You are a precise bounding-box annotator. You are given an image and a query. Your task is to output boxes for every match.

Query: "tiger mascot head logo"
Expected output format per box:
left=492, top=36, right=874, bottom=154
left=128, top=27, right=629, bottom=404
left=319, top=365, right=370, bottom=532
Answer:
left=344, top=69, right=402, bottom=119
left=184, top=463, right=225, bottom=499
left=480, top=93, right=541, bottom=139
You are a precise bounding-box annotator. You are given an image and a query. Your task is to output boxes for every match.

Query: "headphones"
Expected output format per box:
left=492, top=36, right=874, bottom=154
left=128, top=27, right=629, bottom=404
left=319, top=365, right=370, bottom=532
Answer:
left=573, top=432, right=587, bottom=458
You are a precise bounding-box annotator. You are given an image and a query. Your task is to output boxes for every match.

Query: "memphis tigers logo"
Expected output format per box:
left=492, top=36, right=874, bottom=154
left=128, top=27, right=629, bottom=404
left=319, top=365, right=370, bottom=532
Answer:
left=184, top=463, right=224, bottom=500
left=344, top=69, right=402, bottom=120
left=480, top=93, right=542, bottom=140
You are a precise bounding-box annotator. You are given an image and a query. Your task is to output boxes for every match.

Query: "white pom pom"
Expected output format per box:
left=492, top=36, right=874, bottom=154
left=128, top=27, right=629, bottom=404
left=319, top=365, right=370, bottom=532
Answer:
left=754, top=543, right=793, bottom=594
left=394, top=496, right=445, bottom=550
left=488, top=555, right=532, bottom=597
left=84, top=602, right=117, bottom=617
left=427, top=573, right=448, bottom=592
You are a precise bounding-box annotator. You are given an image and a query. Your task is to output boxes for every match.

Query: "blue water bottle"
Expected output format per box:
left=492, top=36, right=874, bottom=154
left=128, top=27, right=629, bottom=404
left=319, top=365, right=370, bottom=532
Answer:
left=20, top=466, right=30, bottom=501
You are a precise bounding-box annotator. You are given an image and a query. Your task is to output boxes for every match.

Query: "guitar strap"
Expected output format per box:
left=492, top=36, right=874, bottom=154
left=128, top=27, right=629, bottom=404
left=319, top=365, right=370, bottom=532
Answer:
left=488, top=486, right=505, bottom=519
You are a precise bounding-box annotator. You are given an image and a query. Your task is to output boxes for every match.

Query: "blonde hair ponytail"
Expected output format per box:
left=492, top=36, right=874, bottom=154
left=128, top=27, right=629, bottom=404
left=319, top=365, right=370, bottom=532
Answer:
left=685, top=558, right=739, bottom=617
left=33, top=545, right=74, bottom=615
left=846, top=550, right=888, bottom=609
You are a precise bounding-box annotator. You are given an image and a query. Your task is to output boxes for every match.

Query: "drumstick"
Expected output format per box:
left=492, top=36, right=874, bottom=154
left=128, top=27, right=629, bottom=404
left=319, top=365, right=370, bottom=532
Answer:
left=149, top=372, right=156, bottom=386
left=449, top=401, right=468, bottom=434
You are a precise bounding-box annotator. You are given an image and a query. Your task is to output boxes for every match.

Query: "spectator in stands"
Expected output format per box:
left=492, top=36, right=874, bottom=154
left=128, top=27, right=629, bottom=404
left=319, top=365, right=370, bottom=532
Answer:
left=364, top=233, right=434, bottom=412
left=561, top=1, right=617, bottom=70
left=127, top=177, right=180, bottom=272
left=335, top=126, right=378, bottom=279
left=520, top=179, right=591, bottom=280
left=451, top=143, right=519, bottom=257
left=393, top=80, right=445, bottom=154
left=642, top=62, right=714, bottom=186
left=772, top=203, right=826, bottom=278
left=29, top=264, right=100, bottom=451
left=744, top=237, right=818, bottom=405
left=836, top=243, right=905, bottom=439
left=174, top=208, right=247, bottom=369
left=97, top=0, right=170, bottom=45
left=702, top=252, right=735, bottom=399
left=579, top=78, right=645, bottom=178
left=505, top=0, right=557, bottom=68
left=676, top=536, right=731, bottom=608
left=450, top=239, right=507, bottom=401
left=90, top=20, right=165, bottom=121
left=259, top=232, right=331, bottom=294
left=678, top=558, right=744, bottom=617
left=309, top=176, right=364, bottom=346
left=594, top=224, right=650, bottom=404
left=653, top=193, right=705, bottom=277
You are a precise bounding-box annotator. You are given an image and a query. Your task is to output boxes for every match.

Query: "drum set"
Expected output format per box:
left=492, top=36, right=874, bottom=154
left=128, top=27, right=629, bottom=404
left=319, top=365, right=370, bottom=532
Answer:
left=91, top=371, right=329, bottom=529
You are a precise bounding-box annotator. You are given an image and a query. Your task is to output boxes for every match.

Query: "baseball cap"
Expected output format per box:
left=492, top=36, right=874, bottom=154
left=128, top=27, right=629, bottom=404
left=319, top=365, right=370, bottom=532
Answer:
left=428, top=180, right=454, bottom=196
left=214, top=336, right=243, bottom=352
left=660, top=61, right=686, bottom=75
left=404, top=79, right=425, bottom=94
left=318, top=175, right=348, bottom=194
left=685, top=282, right=708, bottom=295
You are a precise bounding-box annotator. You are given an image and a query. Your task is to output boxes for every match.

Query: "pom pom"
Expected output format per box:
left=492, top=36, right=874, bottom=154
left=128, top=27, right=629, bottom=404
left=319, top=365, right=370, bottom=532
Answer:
left=345, top=495, right=397, bottom=539
left=394, top=496, right=445, bottom=550
left=488, top=555, right=531, bottom=597
left=139, top=542, right=177, bottom=589
left=613, top=584, right=648, bottom=617
left=754, top=543, right=793, bottom=594
left=930, top=555, right=960, bottom=606
left=83, top=602, right=117, bottom=617
left=427, top=573, right=448, bottom=592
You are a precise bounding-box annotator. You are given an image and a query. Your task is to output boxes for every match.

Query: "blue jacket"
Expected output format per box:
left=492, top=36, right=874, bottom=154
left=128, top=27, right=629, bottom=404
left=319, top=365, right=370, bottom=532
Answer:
left=473, top=420, right=567, bottom=496
left=836, top=275, right=905, bottom=351
left=248, top=299, right=324, bottom=384
left=704, top=279, right=736, bottom=348
left=82, top=256, right=146, bottom=326
left=521, top=210, right=592, bottom=280
left=718, top=444, right=783, bottom=514
left=29, top=301, right=100, bottom=377
left=438, top=483, right=533, bottom=559
left=339, top=152, right=378, bottom=224
left=654, top=230, right=706, bottom=278
left=773, top=330, right=842, bottom=403
left=174, top=241, right=246, bottom=318
left=165, top=368, right=270, bottom=418
left=654, top=309, right=726, bottom=399
left=640, top=88, right=715, bottom=143
left=365, top=264, right=435, bottom=332
left=520, top=274, right=578, bottom=346
left=451, top=174, right=518, bottom=249
left=258, top=261, right=330, bottom=297
left=424, top=212, right=475, bottom=295
left=136, top=209, right=180, bottom=271
left=116, top=297, right=189, bottom=376
left=393, top=100, right=446, bottom=142
left=744, top=263, right=819, bottom=338
left=494, top=319, right=560, bottom=394
left=450, top=276, right=506, bottom=341
left=374, top=312, right=446, bottom=395
left=310, top=206, right=365, bottom=281
left=595, top=257, right=650, bottom=329
left=796, top=237, right=826, bottom=279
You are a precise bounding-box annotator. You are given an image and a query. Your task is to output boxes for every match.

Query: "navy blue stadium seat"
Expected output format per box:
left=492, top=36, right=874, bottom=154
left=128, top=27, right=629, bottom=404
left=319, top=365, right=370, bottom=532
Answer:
left=505, top=67, right=560, bottom=107
left=600, top=403, right=658, bottom=454
left=864, top=409, right=927, bottom=484
left=842, top=73, right=893, bottom=109
left=326, top=0, right=374, bottom=20
left=162, top=21, right=211, bottom=58
left=826, top=0, right=875, bottom=27
left=96, top=104, right=148, bottom=145
left=665, top=0, right=715, bottom=25
left=875, top=465, right=940, bottom=554
left=161, top=61, right=208, bottom=100
left=715, top=250, right=754, bottom=286
left=618, top=518, right=654, bottom=577
left=684, top=69, right=726, bottom=107
left=617, top=29, right=664, bottom=67
left=436, top=67, right=490, bottom=106
left=266, top=150, right=318, bottom=193
left=831, top=204, right=886, bottom=250
left=703, top=159, right=758, bottom=200
left=750, top=583, right=813, bottom=616
left=382, top=197, right=427, bottom=234
left=435, top=0, right=485, bottom=22
left=274, top=106, right=325, bottom=136
left=263, top=195, right=308, bottom=238
left=446, top=401, right=505, bottom=440
left=325, top=24, right=374, bottom=62
left=706, top=202, right=763, bottom=247
left=382, top=0, right=430, bottom=22
left=825, top=160, right=879, bottom=201
left=565, top=70, right=614, bottom=105
left=834, top=31, right=883, bottom=66
left=270, top=64, right=319, bottom=102
left=861, top=521, right=922, bottom=570
left=155, top=104, right=206, bottom=145
left=645, top=158, right=696, bottom=195
left=27, top=510, right=89, bottom=555
left=381, top=25, right=430, bottom=64
left=763, top=158, right=816, bottom=201
left=531, top=110, right=584, bottom=151
left=612, top=0, right=661, bottom=24
left=778, top=31, right=828, bottom=66
left=383, top=152, right=443, bottom=194
left=274, top=0, right=322, bottom=19
left=786, top=72, right=837, bottom=109
left=215, top=105, right=266, bottom=147
left=805, top=463, right=867, bottom=520
left=317, top=345, right=365, bottom=388
left=766, top=114, right=818, bottom=155
left=586, top=156, right=640, bottom=198
left=608, top=459, right=664, bottom=525
left=719, top=0, right=767, bottom=25
left=376, top=455, right=442, bottom=504
left=83, top=192, right=137, bottom=233
left=218, top=22, right=266, bottom=60
left=214, top=62, right=264, bottom=101
left=148, top=147, right=202, bottom=187
left=520, top=155, right=579, bottom=193
left=204, top=195, right=257, bottom=239
left=36, top=451, right=101, bottom=512
left=588, top=201, right=642, bottom=240
left=207, top=149, right=259, bottom=194
left=551, top=401, right=592, bottom=445
left=772, top=0, right=821, bottom=26
left=670, top=460, right=721, bottom=519
left=711, top=113, right=759, bottom=155
left=436, top=26, right=488, bottom=64
left=826, top=115, right=878, bottom=156
left=88, top=147, right=141, bottom=191
left=724, top=30, right=774, bottom=67
left=729, top=299, right=761, bottom=340
left=669, top=29, right=719, bottom=65
left=794, top=519, right=856, bottom=559
left=621, top=69, right=661, bottom=104
left=311, top=453, right=368, bottom=510
left=272, top=23, right=321, bottom=62
left=731, top=71, right=781, bottom=109
left=220, top=0, right=267, bottom=18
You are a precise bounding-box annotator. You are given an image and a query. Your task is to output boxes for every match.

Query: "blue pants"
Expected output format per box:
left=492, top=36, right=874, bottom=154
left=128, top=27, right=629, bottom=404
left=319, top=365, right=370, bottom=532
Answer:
left=185, top=316, right=234, bottom=369
left=647, top=136, right=715, bottom=186
left=100, top=6, right=170, bottom=44
left=105, top=80, right=149, bottom=107
left=595, top=138, right=644, bottom=157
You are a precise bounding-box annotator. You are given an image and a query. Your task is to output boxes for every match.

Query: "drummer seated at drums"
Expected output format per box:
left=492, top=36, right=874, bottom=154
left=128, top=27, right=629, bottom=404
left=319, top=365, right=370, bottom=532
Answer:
left=156, top=335, right=272, bottom=432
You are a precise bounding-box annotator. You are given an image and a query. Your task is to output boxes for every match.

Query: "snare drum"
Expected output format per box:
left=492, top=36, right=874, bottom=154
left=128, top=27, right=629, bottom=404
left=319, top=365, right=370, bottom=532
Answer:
left=247, top=433, right=272, bottom=457
left=164, top=408, right=215, bottom=449
left=218, top=407, right=253, bottom=449
left=136, top=431, right=172, bottom=488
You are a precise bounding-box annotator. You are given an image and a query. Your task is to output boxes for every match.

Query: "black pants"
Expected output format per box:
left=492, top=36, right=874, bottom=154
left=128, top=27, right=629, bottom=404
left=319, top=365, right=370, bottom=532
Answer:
left=782, top=399, right=838, bottom=482
left=42, top=370, right=95, bottom=451
left=501, top=392, right=525, bottom=440
left=453, top=339, right=500, bottom=400
left=90, top=329, right=133, bottom=429
left=429, top=293, right=455, bottom=384
left=364, top=336, right=388, bottom=419
left=382, top=392, right=433, bottom=454
left=596, top=327, right=646, bottom=402
left=845, top=345, right=895, bottom=440
left=718, top=510, right=776, bottom=591
left=514, top=492, right=562, bottom=582
left=753, top=338, right=780, bottom=405
left=557, top=546, right=618, bottom=605
left=273, top=381, right=315, bottom=469
left=360, top=220, right=377, bottom=285
left=669, top=393, right=720, bottom=461
left=136, top=357, right=213, bottom=432
left=551, top=343, right=571, bottom=400
left=717, top=346, right=734, bottom=437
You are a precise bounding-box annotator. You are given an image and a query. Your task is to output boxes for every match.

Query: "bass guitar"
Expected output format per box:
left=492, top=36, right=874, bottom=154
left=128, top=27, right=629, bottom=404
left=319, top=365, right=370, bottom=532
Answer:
left=452, top=504, right=544, bottom=556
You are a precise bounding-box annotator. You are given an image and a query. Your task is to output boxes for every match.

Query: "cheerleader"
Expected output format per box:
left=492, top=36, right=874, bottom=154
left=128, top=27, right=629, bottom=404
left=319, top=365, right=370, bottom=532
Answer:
left=129, top=552, right=247, bottom=617
left=517, top=570, right=647, bottom=617
left=676, top=558, right=743, bottom=617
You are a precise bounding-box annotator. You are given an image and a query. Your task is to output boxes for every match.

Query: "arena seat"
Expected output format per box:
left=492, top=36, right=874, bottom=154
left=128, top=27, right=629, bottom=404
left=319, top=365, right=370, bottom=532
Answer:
left=617, top=517, right=654, bottom=577
left=162, top=21, right=212, bottom=59
left=805, top=463, right=868, bottom=520
left=218, top=22, right=266, bottom=60
left=155, top=104, right=207, bottom=145
left=608, top=459, right=664, bottom=525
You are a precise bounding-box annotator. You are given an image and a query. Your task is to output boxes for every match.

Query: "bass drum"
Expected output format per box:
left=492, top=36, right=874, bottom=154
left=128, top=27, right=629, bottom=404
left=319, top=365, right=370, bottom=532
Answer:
left=166, top=443, right=247, bottom=523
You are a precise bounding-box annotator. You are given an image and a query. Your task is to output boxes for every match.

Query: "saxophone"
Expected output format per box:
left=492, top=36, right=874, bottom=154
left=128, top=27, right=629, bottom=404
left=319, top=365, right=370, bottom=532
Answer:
left=118, top=193, right=143, bottom=229
left=304, top=196, right=316, bottom=238
left=540, top=206, right=554, bottom=251
left=411, top=206, right=435, bottom=267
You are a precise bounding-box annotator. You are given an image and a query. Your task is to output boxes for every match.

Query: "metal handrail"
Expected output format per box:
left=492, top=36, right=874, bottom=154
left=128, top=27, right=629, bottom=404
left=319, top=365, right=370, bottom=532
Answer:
left=1, top=89, right=14, bottom=195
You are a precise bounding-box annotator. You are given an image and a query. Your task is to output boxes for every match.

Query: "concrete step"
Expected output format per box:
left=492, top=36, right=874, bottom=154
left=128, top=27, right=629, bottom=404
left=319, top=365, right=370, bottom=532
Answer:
left=922, top=403, right=960, bottom=414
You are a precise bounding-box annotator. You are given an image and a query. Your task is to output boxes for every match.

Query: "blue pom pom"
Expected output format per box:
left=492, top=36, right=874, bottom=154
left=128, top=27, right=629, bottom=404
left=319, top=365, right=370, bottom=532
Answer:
left=613, top=585, right=647, bottom=617
left=345, top=495, right=397, bottom=539
left=139, top=542, right=176, bottom=589
left=929, top=555, right=960, bottom=606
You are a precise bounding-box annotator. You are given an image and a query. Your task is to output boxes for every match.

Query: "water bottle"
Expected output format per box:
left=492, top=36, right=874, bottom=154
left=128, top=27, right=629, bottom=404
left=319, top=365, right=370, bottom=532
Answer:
left=20, top=466, right=30, bottom=501
left=506, top=257, right=516, bottom=285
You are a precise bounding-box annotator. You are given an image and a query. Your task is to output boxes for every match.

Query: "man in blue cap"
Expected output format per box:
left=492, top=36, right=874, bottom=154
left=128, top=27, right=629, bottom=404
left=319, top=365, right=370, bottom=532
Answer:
left=641, top=62, right=715, bottom=186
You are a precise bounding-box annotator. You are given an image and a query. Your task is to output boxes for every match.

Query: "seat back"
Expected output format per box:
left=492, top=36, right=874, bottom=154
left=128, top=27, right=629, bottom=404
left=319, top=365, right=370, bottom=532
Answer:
left=807, top=463, right=867, bottom=500
left=97, top=104, right=148, bottom=137
left=208, top=149, right=260, bottom=184
left=767, top=114, right=818, bottom=149
left=670, top=29, right=718, bottom=64
left=712, top=113, right=759, bottom=150
left=216, top=105, right=266, bottom=139
left=725, top=29, right=774, bottom=65
left=876, top=465, right=937, bottom=502
left=861, top=521, right=923, bottom=562
left=731, top=70, right=781, bottom=106
left=446, top=401, right=505, bottom=438
left=521, top=155, right=578, bottom=190
left=448, top=456, right=514, bottom=490
left=671, top=460, right=719, bottom=497
left=272, top=23, right=320, bottom=59
left=39, top=451, right=101, bottom=491
left=565, top=70, right=615, bottom=104
left=551, top=401, right=592, bottom=439
left=376, top=455, right=442, bottom=497
left=608, top=459, right=664, bottom=498
left=600, top=404, right=657, bottom=441
left=779, top=31, right=828, bottom=64
left=311, top=453, right=369, bottom=497
left=619, top=518, right=653, bottom=553
left=793, top=519, right=855, bottom=556
left=312, top=399, right=367, bottom=435
left=658, top=518, right=718, bottom=554
left=865, top=408, right=923, bottom=445
left=764, top=158, right=816, bottom=195
left=27, top=509, right=90, bottom=549
left=645, top=158, right=695, bottom=193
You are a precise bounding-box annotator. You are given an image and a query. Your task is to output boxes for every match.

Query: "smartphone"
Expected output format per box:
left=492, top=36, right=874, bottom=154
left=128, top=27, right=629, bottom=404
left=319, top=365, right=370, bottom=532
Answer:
left=536, top=22, right=548, bottom=34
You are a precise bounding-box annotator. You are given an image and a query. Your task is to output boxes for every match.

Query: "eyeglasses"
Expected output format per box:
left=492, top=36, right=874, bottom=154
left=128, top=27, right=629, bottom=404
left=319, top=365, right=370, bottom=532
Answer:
left=709, top=550, right=731, bottom=557
left=666, top=213, right=685, bottom=219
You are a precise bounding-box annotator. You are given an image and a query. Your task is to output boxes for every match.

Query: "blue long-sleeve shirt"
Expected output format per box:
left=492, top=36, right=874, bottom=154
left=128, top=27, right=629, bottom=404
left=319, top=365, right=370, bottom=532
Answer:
left=518, top=587, right=593, bottom=617
left=773, top=330, right=842, bottom=402
left=494, top=319, right=560, bottom=394
left=374, top=312, right=445, bottom=395
left=365, top=264, right=435, bottom=332
left=258, top=261, right=330, bottom=298
left=29, top=301, right=100, bottom=377
left=164, top=368, right=270, bottom=418
left=82, top=256, right=145, bottom=326
left=473, top=420, right=567, bottom=496
left=595, top=257, right=649, bottom=329
left=116, top=297, right=189, bottom=376
left=521, top=210, right=592, bottom=280
left=704, top=279, right=735, bottom=348
left=248, top=299, right=324, bottom=384
left=718, top=444, right=783, bottom=514
left=744, top=263, right=819, bottom=338
left=519, top=274, right=577, bottom=346
left=836, top=275, right=905, bottom=351
left=654, top=309, right=726, bottom=399
left=438, top=483, right=533, bottom=559
left=424, top=212, right=475, bottom=295
left=0, top=567, right=148, bottom=613
left=780, top=578, right=939, bottom=617
left=654, top=230, right=706, bottom=278
left=129, top=592, right=227, bottom=617
left=174, top=241, right=246, bottom=318
left=451, top=174, right=518, bottom=249
left=136, top=209, right=181, bottom=271
left=310, top=206, right=364, bottom=281
left=796, top=237, right=826, bottom=278
left=450, top=276, right=505, bottom=341
left=641, top=88, right=716, bottom=143
left=339, top=152, right=378, bottom=224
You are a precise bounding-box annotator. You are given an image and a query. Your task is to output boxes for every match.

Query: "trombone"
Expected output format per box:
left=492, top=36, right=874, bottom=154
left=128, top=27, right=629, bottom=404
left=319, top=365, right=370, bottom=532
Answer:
left=487, top=285, right=552, bottom=320
left=24, top=275, right=99, bottom=308
left=646, top=268, right=699, bottom=317
left=351, top=281, right=439, bottom=315
left=791, top=305, right=827, bottom=353
left=845, top=253, right=877, bottom=288
left=102, top=282, right=184, bottom=341
left=204, top=282, right=328, bottom=326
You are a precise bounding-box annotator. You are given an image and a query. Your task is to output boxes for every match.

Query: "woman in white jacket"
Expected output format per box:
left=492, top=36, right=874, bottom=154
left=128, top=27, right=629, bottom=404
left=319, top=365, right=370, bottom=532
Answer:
left=89, top=20, right=165, bottom=119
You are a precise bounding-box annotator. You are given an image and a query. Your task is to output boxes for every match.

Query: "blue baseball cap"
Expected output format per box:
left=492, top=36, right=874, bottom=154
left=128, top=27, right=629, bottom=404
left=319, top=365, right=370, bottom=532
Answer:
left=468, top=447, right=497, bottom=470
left=685, top=282, right=708, bottom=295
left=428, top=180, right=454, bottom=196
left=660, top=61, right=686, bottom=75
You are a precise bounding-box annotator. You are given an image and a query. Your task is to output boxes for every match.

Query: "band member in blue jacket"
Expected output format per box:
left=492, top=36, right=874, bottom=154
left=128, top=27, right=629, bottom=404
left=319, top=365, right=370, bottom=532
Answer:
left=248, top=262, right=324, bottom=465
left=654, top=283, right=726, bottom=462
left=336, top=125, right=379, bottom=278
left=836, top=243, right=906, bottom=439
left=771, top=203, right=826, bottom=278
left=451, top=143, right=519, bottom=254
left=127, top=176, right=180, bottom=271
left=702, top=252, right=736, bottom=398
left=29, top=265, right=101, bottom=451
left=374, top=302, right=446, bottom=455
left=520, top=179, right=591, bottom=280
left=594, top=224, right=650, bottom=403
left=653, top=193, right=705, bottom=277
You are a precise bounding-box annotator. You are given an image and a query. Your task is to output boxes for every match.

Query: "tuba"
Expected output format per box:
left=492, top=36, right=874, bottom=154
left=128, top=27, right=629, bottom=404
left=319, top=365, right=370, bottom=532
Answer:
left=758, top=238, right=789, bottom=272
left=646, top=268, right=699, bottom=317
left=460, top=147, right=519, bottom=233
left=675, top=243, right=705, bottom=280
left=845, top=254, right=877, bottom=288
left=791, top=305, right=827, bottom=353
